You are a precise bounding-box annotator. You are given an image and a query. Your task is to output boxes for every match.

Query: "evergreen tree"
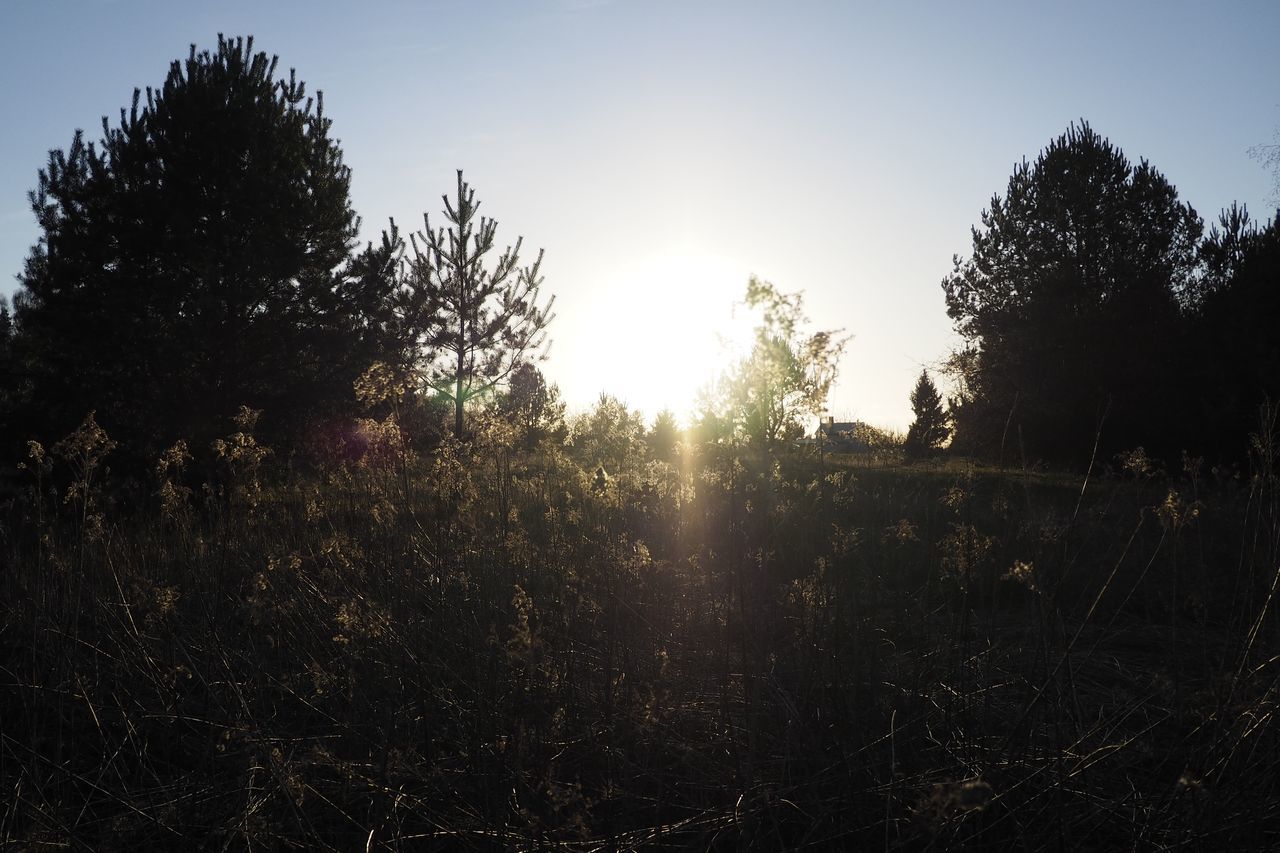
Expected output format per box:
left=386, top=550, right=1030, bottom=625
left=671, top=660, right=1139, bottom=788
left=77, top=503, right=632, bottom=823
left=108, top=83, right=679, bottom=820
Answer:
left=11, top=35, right=400, bottom=461
left=1186, top=208, right=1280, bottom=459
left=569, top=393, right=645, bottom=476
left=647, top=409, right=680, bottom=463
left=1198, top=202, right=1266, bottom=298
left=904, top=369, right=949, bottom=457
left=405, top=171, right=554, bottom=438
left=499, top=361, right=565, bottom=451
left=942, top=121, right=1201, bottom=465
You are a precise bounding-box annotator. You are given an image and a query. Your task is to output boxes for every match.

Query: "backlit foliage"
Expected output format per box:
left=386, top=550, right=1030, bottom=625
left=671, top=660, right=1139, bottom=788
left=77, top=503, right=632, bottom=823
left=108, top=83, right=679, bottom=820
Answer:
left=5, top=403, right=1280, bottom=849
left=404, top=171, right=555, bottom=438
left=713, top=277, right=848, bottom=450
left=5, top=40, right=1280, bottom=850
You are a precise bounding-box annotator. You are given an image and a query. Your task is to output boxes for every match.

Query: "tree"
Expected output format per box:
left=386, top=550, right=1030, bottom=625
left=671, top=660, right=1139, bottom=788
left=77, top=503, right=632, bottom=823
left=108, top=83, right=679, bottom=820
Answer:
left=569, top=393, right=645, bottom=476
left=719, top=277, right=848, bottom=451
left=498, top=361, right=566, bottom=451
left=904, top=369, right=949, bottom=457
left=1199, top=202, right=1267, bottom=297
left=0, top=298, right=15, bottom=445
left=942, top=121, right=1202, bottom=464
left=646, top=409, right=680, bottom=463
left=406, top=171, right=554, bottom=438
left=1186, top=208, right=1280, bottom=458
left=11, top=35, right=400, bottom=461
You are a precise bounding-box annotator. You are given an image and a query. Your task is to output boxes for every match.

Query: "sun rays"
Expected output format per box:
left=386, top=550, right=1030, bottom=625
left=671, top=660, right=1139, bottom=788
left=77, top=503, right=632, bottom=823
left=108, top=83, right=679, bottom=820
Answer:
left=568, top=245, right=758, bottom=424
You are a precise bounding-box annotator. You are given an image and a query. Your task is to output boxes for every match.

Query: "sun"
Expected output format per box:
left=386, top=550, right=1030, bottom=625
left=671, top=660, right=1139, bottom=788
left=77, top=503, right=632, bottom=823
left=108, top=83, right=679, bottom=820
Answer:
left=571, top=246, right=757, bottom=424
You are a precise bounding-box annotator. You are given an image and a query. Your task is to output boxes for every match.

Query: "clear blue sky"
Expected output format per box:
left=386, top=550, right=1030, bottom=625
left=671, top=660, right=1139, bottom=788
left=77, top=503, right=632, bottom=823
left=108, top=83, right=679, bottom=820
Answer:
left=3, top=0, right=1277, bottom=428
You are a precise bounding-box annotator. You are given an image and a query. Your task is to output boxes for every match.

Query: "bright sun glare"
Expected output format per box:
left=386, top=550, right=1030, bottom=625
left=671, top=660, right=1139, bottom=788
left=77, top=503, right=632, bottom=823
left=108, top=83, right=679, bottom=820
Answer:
left=575, top=247, right=759, bottom=424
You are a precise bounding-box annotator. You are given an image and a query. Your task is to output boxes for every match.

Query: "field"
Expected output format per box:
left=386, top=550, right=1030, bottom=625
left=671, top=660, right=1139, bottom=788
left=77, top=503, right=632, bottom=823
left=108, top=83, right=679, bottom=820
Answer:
left=3, top=422, right=1280, bottom=850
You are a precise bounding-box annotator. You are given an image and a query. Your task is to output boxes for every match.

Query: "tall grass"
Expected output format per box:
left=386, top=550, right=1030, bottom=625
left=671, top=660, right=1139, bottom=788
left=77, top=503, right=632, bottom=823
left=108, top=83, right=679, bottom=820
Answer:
left=3, top=411, right=1280, bottom=849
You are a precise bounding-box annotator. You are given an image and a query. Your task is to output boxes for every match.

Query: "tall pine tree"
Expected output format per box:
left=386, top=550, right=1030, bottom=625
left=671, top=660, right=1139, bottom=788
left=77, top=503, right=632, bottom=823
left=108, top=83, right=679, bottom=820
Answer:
left=405, top=171, right=554, bottom=438
left=12, top=35, right=401, bottom=461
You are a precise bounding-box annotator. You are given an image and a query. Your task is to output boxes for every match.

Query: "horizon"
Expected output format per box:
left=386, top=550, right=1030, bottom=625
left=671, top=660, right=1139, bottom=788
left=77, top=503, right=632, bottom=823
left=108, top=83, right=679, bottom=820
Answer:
left=2, top=0, right=1277, bottom=430
left=7, top=7, right=1280, bottom=847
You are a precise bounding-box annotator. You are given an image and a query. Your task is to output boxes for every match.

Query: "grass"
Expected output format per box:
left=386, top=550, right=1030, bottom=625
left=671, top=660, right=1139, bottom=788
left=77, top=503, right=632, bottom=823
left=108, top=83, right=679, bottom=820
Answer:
left=3, top=416, right=1280, bottom=850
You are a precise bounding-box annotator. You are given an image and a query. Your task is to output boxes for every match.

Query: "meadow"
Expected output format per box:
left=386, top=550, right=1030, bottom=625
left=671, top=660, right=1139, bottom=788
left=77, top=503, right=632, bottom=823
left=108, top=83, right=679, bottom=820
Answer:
left=4, top=408, right=1279, bottom=850
left=3, top=13, right=1278, bottom=851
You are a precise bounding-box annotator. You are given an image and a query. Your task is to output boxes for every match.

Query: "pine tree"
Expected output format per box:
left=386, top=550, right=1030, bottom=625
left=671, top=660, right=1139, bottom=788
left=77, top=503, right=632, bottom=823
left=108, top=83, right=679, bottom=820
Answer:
left=499, top=361, right=565, bottom=450
left=12, top=35, right=401, bottom=460
left=570, top=393, right=645, bottom=475
left=1187, top=210, right=1280, bottom=459
left=905, top=369, right=949, bottom=457
left=647, top=409, right=680, bottom=463
left=942, top=121, right=1201, bottom=464
left=406, top=171, right=554, bottom=438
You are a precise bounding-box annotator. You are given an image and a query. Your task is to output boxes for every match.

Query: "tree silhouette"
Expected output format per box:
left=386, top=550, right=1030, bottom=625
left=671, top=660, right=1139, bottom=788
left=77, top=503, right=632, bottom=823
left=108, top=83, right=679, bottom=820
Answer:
left=0, top=298, right=15, bottom=447
left=1187, top=208, right=1280, bottom=458
left=942, top=121, right=1201, bottom=464
left=904, top=369, right=949, bottom=457
left=1199, top=202, right=1265, bottom=297
left=11, top=35, right=400, bottom=460
left=647, top=409, right=680, bottom=463
left=498, top=361, right=565, bottom=451
left=406, top=171, right=554, bottom=438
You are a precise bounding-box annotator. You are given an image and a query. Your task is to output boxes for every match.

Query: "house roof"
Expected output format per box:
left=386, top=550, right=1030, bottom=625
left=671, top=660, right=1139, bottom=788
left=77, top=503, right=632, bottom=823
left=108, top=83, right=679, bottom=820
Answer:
left=819, top=421, right=859, bottom=434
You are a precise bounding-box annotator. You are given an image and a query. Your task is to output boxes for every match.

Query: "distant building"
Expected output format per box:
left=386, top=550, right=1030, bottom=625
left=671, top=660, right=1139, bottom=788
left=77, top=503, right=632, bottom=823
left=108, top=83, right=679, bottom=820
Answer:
left=816, top=418, right=871, bottom=452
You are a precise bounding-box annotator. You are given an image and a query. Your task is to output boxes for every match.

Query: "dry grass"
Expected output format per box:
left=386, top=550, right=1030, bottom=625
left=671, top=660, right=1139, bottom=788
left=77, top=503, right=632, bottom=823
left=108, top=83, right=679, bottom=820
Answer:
left=3, top=415, right=1280, bottom=849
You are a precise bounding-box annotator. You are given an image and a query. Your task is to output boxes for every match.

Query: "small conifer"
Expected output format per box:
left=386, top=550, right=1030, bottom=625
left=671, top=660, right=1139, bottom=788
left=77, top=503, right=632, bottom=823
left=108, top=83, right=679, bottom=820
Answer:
left=905, top=369, right=950, bottom=457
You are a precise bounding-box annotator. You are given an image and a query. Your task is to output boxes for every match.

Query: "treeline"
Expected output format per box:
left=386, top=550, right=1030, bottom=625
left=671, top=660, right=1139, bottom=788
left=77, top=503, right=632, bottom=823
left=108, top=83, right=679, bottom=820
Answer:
left=6, top=327, right=1280, bottom=848
left=942, top=122, right=1280, bottom=468
left=0, top=28, right=845, bottom=481
left=0, top=36, right=551, bottom=477
left=4, top=35, right=1280, bottom=849
left=0, top=37, right=1276, bottom=479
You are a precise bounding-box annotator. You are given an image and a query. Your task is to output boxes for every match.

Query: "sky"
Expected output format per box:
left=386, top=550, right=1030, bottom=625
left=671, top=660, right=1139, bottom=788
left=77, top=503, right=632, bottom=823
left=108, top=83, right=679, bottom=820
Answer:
left=2, top=0, right=1277, bottom=429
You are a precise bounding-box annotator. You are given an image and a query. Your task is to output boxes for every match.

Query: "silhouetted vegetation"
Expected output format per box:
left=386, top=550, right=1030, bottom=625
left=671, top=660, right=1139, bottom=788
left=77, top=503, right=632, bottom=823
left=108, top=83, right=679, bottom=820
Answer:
left=1185, top=205, right=1280, bottom=460
left=497, top=361, right=567, bottom=452
left=6, top=400, right=1280, bottom=849
left=942, top=121, right=1279, bottom=470
left=4, top=37, right=1280, bottom=851
left=404, top=171, right=554, bottom=439
left=905, top=369, right=949, bottom=458
left=943, top=122, right=1201, bottom=466
left=707, top=277, right=848, bottom=452
left=8, top=36, right=403, bottom=465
